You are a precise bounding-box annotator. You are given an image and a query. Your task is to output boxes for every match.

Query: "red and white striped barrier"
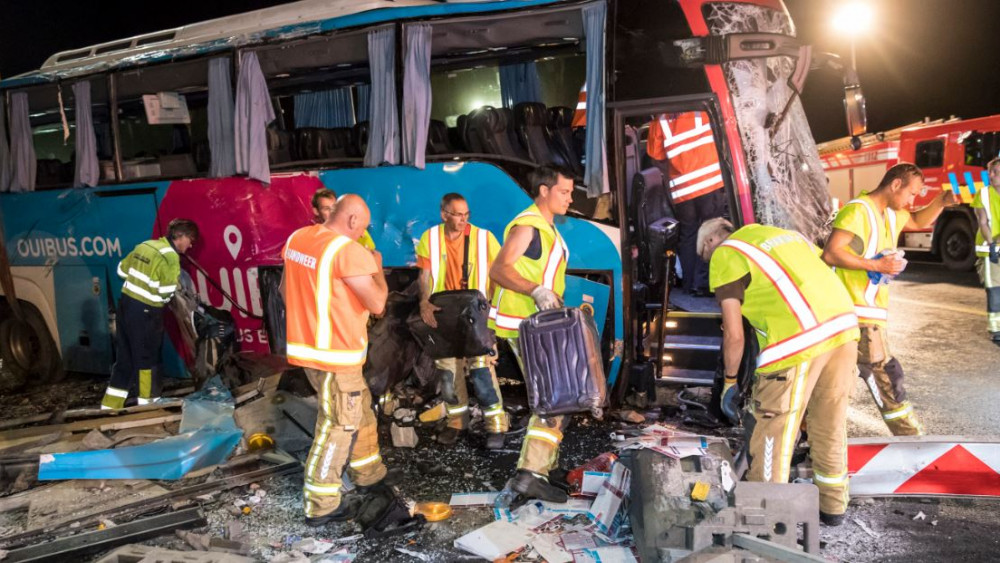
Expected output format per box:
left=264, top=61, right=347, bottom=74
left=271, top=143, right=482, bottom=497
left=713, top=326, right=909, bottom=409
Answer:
left=848, top=436, right=1000, bottom=497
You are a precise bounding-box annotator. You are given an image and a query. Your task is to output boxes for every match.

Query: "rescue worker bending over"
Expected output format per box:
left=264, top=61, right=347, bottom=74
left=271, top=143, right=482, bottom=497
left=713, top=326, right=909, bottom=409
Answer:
left=822, top=163, right=955, bottom=436
left=282, top=195, right=391, bottom=525
left=416, top=193, right=507, bottom=448
left=489, top=166, right=574, bottom=503
left=700, top=218, right=860, bottom=526
left=101, top=218, right=199, bottom=410
left=973, top=157, right=1000, bottom=345
left=311, top=187, right=377, bottom=251
left=647, top=111, right=727, bottom=296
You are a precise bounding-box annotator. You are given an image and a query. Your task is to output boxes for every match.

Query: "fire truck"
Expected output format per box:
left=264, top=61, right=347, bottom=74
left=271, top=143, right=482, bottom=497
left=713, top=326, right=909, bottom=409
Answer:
left=818, top=115, right=1000, bottom=270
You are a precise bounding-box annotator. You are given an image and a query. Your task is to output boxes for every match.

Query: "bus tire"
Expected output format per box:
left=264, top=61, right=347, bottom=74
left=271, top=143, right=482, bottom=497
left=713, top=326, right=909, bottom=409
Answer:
left=0, top=300, right=64, bottom=389
left=939, top=217, right=976, bottom=271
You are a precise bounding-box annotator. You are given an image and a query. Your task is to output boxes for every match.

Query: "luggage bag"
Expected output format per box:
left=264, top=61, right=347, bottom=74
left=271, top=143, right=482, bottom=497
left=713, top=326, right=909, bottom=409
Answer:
left=407, top=289, right=497, bottom=359
left=517, top=307, right=606, bottom=417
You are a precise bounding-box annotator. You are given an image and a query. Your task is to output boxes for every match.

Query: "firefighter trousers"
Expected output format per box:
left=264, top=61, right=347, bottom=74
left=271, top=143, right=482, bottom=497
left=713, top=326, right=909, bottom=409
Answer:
left=748, top=340, right=857, bottom=516
left=857, top=324, right=923, bottom=436
left=102, top=294, right=165, bottom=409
left=977, top=257, right=1000, bottom=335
left=302, top=368, right=387, bottom=518
left=507, top=337, right=569, bottom=476
left=436, top=353, right=509, bottom=433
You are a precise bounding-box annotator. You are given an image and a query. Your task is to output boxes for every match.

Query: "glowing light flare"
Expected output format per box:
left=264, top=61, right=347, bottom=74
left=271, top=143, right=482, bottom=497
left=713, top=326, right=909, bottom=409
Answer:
left=832, top=3, right=874, bottom=35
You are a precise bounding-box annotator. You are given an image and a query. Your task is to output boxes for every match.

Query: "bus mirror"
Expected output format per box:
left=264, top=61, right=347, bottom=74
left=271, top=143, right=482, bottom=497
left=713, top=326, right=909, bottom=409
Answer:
left=674, top=33, right=801, bottom=66
left=843, top=83, right=867, bottom=137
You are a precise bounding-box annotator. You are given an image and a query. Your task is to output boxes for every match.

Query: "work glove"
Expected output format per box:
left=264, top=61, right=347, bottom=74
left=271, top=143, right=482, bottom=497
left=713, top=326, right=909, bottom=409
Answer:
left=530, top=285, right=562, bottom=311
left=720, top=375, right=740, bottom=423
left=990, top=242, right=999, bottom=265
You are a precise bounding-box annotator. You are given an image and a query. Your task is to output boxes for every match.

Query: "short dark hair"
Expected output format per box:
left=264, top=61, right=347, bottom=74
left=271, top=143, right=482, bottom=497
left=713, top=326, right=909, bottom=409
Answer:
left=440, top=192, right=466, bottom=211
left=528, top=166, right=573, bottom=197
left=311, top=188, right=337, bottom=210
left=875, top=163, right=924, bottom=191
left=167, top=218, right=199, bottom=242
left=987, top=157, right=1000, bottom=175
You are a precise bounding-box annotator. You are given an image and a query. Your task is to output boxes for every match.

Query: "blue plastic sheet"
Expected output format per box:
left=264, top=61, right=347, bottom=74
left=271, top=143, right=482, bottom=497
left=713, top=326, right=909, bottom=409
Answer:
left=38, top=376, right=243, bottom=481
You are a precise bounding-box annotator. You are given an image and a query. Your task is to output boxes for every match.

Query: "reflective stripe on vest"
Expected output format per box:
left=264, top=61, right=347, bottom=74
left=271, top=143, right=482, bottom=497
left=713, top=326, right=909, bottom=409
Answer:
left=656, top=113, right=724, bottom=203
left=488, top=288, right=523, bottom=330
left=757, top=313, right=859, bottom=370
left=572, top=84, right=587, bottom=127
left=849, top=198, right=897, bottom=318
left=512, top=210, right=569, bottom=293
left=428, top=225, right=491, bottom=297
left=721, top=239, right=818, bottom=330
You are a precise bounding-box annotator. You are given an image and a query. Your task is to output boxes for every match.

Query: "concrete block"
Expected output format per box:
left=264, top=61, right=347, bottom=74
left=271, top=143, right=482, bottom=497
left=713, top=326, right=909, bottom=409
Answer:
left=390, top=423, right=418, bottom=448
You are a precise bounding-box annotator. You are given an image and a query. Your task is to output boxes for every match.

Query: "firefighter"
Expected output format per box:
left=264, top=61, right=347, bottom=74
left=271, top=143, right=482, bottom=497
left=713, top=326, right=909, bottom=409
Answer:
left=101, top=219, right=199, bottom=410
left=700, top=218, right=860, bottom=526
left=489, top=166, right=574, bottom=503
left=310, top=187, right=376, bottom=251
left=822, top=163, right=956, bottom=436
left=281, top=194, right=392, bottom=525
left=647, top=111, right=727, bottom=296
left=973, top=157, right=1000, bottom=344
left=416, top=193, right=507, bottom=448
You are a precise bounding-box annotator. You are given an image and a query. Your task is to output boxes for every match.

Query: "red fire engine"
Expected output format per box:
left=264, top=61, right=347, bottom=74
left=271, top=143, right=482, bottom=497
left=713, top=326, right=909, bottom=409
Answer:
left=819, top=115, right=1000, bottom=270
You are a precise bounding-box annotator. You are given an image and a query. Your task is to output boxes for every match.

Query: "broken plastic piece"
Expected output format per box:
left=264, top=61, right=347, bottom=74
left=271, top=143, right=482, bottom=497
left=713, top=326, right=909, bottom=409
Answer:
left=691, top=481, right=711, bottom=501
left=413, top=501, right=452, bottom=522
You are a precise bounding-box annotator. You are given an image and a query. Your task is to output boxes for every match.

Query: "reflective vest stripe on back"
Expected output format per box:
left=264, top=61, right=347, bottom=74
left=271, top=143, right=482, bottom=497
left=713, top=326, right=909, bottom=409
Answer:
left=572, top=84, right=587, bottom=128
left=654, top=112, right=724, bottom=203
left=721, top=239, right=819, bottom=330
left=314, top=236, right=352, bottom=349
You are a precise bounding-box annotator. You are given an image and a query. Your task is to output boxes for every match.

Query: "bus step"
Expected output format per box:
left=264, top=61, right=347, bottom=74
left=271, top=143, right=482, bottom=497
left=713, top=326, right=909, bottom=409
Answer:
left=660, top=312, right=721, bottom=338
left=658, top=367, right=716, bottom=386
left=661, top=334, right=721, bottom=351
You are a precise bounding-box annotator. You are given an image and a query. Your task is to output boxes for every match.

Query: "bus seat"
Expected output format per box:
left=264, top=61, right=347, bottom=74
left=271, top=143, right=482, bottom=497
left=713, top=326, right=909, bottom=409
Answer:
left=514, top=102, right=570, bottom=170
left=457, top=114, right=482, bottom=153
left=266, top=127, right=293, bottom=164
left=468, top=106, right=521, bottom=160
left=159, top=154, right=197, bottom=177
left=326, top=127, right=353, bottom=158
left=352, top=121, right=370, bottom=157
left=427, top=119, right=451, bottom=155
left=632, top=166, right=675, bottom=285
left=498, top=108, right=529, bottom=160
left=547, top=106, right=583, bottom=175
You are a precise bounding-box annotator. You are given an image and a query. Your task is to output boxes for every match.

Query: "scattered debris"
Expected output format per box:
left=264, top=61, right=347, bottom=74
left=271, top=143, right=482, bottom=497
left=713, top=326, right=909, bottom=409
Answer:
left=395, top=546, right=432, bottom=561
left=913, top=511, right=926, bottom=521
left=614, top=410, right=646, bottom=424
left=390, top=423, right=418, bottom=448
left=853, top=518, right=882, bottom=538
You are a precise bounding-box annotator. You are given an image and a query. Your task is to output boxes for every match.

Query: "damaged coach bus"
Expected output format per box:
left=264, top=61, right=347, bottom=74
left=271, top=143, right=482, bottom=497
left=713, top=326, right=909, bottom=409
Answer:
left=0, top=0, right=864, bottom=401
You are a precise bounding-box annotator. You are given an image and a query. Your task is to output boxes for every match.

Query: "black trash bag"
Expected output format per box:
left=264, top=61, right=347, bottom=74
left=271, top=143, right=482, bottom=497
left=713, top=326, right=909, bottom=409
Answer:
left=258, top=267, right=286, bottom=355
left=406, top=290, right=497, bottom=359
left=363, top=282, right=424, bottom=397
left=356, top=485, right=425, bottom=539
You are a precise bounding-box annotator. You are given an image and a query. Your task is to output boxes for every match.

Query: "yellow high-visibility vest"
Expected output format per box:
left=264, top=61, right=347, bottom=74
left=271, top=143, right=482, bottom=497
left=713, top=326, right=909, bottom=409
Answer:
left=415, top=223, right=500, bottom=297
left=488, top=205, right=569, bottom=338
left=709, top=224, right=859, bottom=373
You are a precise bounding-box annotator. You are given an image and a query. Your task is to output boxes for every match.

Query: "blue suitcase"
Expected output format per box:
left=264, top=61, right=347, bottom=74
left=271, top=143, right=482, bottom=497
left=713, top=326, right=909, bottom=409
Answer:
left=518, top=307, right=606, bottom=417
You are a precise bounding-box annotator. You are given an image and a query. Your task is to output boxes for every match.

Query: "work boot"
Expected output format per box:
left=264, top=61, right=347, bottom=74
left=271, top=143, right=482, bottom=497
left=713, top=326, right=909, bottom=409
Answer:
left=436, top=427, right=462, bottom=445
left=510, top=470, right=568, bottom=504
left=547, top=467, right=572, bottom=493
left=485, top=432, right=505, bottom=450
left=820, top=511, right=845, bottom=527
left=304, top=495, right=364, bottom=527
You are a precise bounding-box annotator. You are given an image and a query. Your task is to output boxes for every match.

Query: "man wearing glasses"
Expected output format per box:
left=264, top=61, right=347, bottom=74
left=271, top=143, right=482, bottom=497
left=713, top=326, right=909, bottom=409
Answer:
left=415, top=193, right=507, bottom=449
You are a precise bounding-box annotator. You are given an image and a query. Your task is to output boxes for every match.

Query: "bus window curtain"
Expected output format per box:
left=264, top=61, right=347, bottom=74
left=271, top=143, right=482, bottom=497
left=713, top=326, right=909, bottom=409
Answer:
left=583, top=1, right=608, bottom=196
left=9, top=92, right=35, bottom=192
left=356, top=83, right=371, bottom=123
left=72, top=81, right=99, bottom=188
left=0, top=97, right=11, bottom=192
left=499, top=62, right=542, bottom=108
left=234, top=51, right=275, bottom=184
left=365, top=27, right=400, bottom=167
left=402, top=24, right=432, bottom=170
left=208, top=57, right=237, bottom=178
left=293, top=88, right=356, bottom=129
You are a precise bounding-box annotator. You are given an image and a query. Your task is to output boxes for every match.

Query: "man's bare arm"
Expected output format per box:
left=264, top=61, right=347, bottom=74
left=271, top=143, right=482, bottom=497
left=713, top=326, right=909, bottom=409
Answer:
left=906, top=190, right=956, bottom=230
left=343, top=250, right=388, bottom=315
left=720, top=298, right=744, bottom=377
left=490, top=225, right=538, bottom=294
left=976, top=207, right=994, bottom=243
left=822, top=229, right=905, bottom=275
left=418, top=267, right=440, bottom=327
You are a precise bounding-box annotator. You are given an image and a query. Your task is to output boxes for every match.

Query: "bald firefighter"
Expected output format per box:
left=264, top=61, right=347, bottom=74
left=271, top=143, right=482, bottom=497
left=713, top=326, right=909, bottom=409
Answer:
left=973, top=157, right=1000, bottom=345
left=282, top=195, right=391, bottom=525
left=102, top=218, right=199, bottom=409
left=822, top=163, right=956, bottom=436
left=489, top=166, right=574, bottom=503
left=416, top=193, right=507, bottom=448
left=701, top=218, right=860, bottom=526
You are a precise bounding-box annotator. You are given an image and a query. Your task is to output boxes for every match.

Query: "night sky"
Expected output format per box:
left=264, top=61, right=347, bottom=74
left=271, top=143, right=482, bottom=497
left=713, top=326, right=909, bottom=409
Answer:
left=2, top=0, right=999, bottom=142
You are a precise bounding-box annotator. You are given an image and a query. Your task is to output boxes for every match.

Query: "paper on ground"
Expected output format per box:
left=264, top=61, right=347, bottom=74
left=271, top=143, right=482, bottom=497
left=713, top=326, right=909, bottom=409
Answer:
left=573, top=547, right=638, bottom=563
left=531, top=533, right=573, bottom=563
left=581, top=471, right=612, bottom=496
left=450, top=491, right=501, bottom=506
left=454, top=520, right=533, bottom=560
left=561, top=531, right=598, bottom=551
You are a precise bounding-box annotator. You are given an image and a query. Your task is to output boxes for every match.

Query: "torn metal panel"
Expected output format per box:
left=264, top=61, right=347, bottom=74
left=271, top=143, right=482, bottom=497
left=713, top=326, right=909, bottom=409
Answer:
left=705, top=4, right=832, bottom=244
left=732, top=534, right=826, bottom=563
left=94, top=544, right=255, bottom=563
left=37, top=376, right=242, bottom=481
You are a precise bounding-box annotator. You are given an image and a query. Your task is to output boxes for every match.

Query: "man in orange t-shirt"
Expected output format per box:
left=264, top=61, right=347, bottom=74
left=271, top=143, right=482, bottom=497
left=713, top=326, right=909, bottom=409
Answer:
left=415, top=193, right=505, bottom=448
left=281, top=195, right=391, bottom=526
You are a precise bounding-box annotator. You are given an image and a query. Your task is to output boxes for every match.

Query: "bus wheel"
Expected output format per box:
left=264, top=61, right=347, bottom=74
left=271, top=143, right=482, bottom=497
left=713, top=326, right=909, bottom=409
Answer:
left=940, top=218, right=976, bottom=271
left=0, top=301, right=64, bottom=390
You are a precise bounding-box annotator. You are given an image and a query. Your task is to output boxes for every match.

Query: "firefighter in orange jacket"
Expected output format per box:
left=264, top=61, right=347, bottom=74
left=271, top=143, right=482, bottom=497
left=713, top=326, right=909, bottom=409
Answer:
left=415, top=193, right=506, bottom=448
left=822, top=163, right=955, bottom=436
left=701, top=218, right=860, bottom=526
left=648, top=111, right=727, bottom=296
left=281, top=195, right=391, bottom=525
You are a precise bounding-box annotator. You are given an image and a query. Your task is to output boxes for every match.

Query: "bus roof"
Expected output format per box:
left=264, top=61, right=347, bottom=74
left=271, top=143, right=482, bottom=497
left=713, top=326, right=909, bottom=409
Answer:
left=2, top=0, right=561, bottom=89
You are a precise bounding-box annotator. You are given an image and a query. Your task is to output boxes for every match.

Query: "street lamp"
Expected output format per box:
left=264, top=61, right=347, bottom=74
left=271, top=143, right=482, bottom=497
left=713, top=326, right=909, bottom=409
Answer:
left=832, top=2, right=874, bottom=71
